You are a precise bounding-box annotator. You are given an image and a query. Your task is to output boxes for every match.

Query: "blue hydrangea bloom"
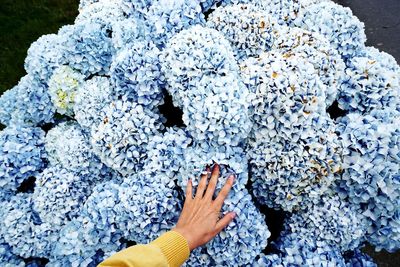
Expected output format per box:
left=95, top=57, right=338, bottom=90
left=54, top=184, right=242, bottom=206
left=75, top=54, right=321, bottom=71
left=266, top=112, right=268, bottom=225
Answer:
left=177, top=142, right=249, bottom=192
left=162, top=25, right=251, bottom=146
left=147, top=0, right=205, bottom=47
left=32, top=166, right=97, bottom=229
left=297, top=1, right=366, bottom=60
left=24, top=34, right=65, bottom=84
left=336, top=109, right=400, bottom=251
left=270, top=26, right=346, bottom=106
left=144, top=127, right=192, bottom=176
left=219, top=0, right=302, bottom=26
left=205, top=189, right=270, bottom=266
left=58, top=22, right=115, bottom=77
left=339, top=48, right=400, bottom=114
left=161, top=24, right=239, bottom=107
left=110, top=40, right=164, bottom=107
left=91, top=100, right=164, bottom=175
left=74, top=76, right=114, bottom=131
left=286, top=193, right=365, bottom=252
left=0, top=75, right=55, bottom=126
left=0, top=243, right=25, bottom=267
left=206, top=4, right=279, bottom=62
left=255, top=232, right=347, bottom=267
left=45, top=122, right=106, bottom=176
left=0, top=125, right=47, bottom=199
left=241, top=51, right=342, bottom=211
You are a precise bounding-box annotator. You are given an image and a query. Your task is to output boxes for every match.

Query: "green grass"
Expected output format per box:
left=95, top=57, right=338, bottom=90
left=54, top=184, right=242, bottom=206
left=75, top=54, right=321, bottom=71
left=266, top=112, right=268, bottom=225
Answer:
left=0, top=0, right=79, bottom=95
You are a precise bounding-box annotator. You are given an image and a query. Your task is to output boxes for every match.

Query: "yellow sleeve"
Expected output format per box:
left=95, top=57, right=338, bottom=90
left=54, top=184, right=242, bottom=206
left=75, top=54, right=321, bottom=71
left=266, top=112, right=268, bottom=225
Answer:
left=98, top=231, right=190, bottom=267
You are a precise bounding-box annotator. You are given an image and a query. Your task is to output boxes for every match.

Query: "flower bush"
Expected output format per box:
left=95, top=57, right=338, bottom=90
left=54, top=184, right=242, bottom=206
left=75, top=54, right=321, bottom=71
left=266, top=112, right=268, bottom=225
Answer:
left=0, top=0, right=399, bottom=266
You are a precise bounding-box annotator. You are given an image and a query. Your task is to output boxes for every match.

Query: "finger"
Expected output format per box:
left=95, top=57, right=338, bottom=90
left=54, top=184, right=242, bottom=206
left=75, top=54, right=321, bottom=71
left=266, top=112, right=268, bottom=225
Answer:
left=194, top=166, right=210, bottom=199
left=213, top=174, right=235, bottom=211
left=185, top=178, right=193, bottom=200
left=204, top=163, right=219, bottom=200
left=215, top=212, right=236, bottom=234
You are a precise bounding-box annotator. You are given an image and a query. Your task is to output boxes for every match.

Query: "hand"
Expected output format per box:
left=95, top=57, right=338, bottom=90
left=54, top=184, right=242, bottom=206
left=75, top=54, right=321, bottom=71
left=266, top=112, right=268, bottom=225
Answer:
left=173, top=163, right=236, bottom=251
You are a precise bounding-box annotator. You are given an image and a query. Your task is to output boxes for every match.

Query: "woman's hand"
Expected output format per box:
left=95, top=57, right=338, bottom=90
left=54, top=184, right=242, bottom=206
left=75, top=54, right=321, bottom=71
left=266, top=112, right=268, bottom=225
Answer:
left=173, top=163, right=236, bottom=251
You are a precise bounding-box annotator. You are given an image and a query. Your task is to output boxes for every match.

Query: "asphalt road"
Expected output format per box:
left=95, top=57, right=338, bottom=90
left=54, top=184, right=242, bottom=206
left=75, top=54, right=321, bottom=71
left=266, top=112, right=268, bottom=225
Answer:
left=333, top=1, right=400, bottom=266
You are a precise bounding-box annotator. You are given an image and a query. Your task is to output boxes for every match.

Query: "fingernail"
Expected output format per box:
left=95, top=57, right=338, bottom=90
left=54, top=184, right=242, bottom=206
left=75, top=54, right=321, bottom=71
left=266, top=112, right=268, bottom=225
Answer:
left=229, top=174, right=235, bottom=183
left=231, top=212, right=236, bottom=219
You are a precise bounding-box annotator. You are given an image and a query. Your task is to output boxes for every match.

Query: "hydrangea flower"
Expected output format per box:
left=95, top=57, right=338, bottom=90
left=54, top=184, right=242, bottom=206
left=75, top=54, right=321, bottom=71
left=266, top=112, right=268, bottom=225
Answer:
left=110, top=40, right=164, bottom=107
left=48, top=66, right=85, bottom=116
left=241, top=51, right=342, bottom=211
left=205, top=189, right=270, bottom=266
left=336, top=109, right=400, bottom=251
left=24, top=34, right=65, bottom=83
left=206, top=4, right=279, bottom=61
left=0, top=125, right=47, bottom=199
left=0, top=243, right=25, bottom=267
left=111, top=18, right=145, bottom=50
left=0, top=194, right=49, bottom=258
left=270, top=26, right=346, bottom=106
left=45, top=122, right=108, bottom=177
left=91, top=100, right=164, bottom=175
left=255, top=232, right=348, bottom=267
left=296, top=1, right=366, bottom=60
left=50, top=181, right=125, bottom=266
left=0, top=75, right=55, bottom=126
left=73, top=76, right=114, bottom=131
left=144, top=127, right=192, bottom=176
left=146, top=0, right=205, bottom=47
left=287, top=193, right=365, bottom=252
left=32, top=166, right=96, bottom=227
left=161, top=24, right=239, bottom=107
left=162, top=25, right=251, bottom=146
left=339, top=48, right=400, bottom=114
left=75, top=0, right=127, bottom=26
left=58, top=22, right=115, bottom=77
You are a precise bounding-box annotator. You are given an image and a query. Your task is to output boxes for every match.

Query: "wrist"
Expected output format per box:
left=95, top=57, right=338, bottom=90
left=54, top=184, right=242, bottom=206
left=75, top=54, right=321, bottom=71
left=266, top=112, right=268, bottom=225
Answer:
left=172, top=227, right=196, bottom=251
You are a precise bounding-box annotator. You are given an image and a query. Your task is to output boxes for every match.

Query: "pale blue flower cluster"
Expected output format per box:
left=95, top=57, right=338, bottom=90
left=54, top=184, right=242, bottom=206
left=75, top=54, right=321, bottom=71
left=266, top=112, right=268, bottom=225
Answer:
left=336, top=108, right=400, bottom=252
left=255, top=232, right=346, bottom=266
left=73, top=76, right=114, bottom=131
left=2, top=0, right=400, bottom=265
left=339, top=48, right=400, bottom=114
left=297, top=1, right=366, bottom=60
left=58, top=22, right=115, bottom=77
left=0, top=75, right=55, bottom=126
left=241, top=51, right=342, bottom=211
left=286, top=193, right=365, bottom=252
left=0, top=243, right=25, bottom=267
left=270, top=26, right=346, bottom=106
left=110, top=40, right=164, bottom=106
left=91, top=100, right=164, bottom=175
left=206, top=4, right=279, bottom=61
left=162, top=25, right=251, bottom=146
left=0, top=126, right=46, bottom=200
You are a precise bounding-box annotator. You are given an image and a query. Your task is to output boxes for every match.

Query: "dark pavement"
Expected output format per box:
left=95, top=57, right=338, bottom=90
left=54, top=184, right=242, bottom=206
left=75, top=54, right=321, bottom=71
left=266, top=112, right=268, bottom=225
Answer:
left=333, top=1, right=400, bottom=266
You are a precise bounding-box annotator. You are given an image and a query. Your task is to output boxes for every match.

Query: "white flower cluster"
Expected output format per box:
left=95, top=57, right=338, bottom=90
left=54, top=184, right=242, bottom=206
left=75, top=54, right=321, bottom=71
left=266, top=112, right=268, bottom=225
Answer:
left=0, top=0, right=399, bottom=265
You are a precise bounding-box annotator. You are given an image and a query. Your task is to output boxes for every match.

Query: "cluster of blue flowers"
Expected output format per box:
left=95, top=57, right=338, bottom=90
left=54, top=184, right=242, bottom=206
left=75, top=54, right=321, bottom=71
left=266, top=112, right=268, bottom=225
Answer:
left=0, top=0, right=399, bottom=265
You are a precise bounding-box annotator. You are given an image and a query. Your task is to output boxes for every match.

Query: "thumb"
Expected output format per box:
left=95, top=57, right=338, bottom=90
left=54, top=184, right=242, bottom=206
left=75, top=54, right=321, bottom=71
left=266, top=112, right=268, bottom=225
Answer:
left=214, top=212, right=236, bottom=235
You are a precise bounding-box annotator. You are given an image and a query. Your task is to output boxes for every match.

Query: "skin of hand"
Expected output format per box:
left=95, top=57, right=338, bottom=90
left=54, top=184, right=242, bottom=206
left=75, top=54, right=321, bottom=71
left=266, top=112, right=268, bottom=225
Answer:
left=173, top=163, right=236, bottom=251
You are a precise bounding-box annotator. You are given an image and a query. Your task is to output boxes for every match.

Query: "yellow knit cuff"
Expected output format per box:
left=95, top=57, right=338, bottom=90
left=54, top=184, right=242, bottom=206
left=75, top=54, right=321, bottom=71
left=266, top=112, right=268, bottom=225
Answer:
left=150, top=231, right=190, bottom=267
